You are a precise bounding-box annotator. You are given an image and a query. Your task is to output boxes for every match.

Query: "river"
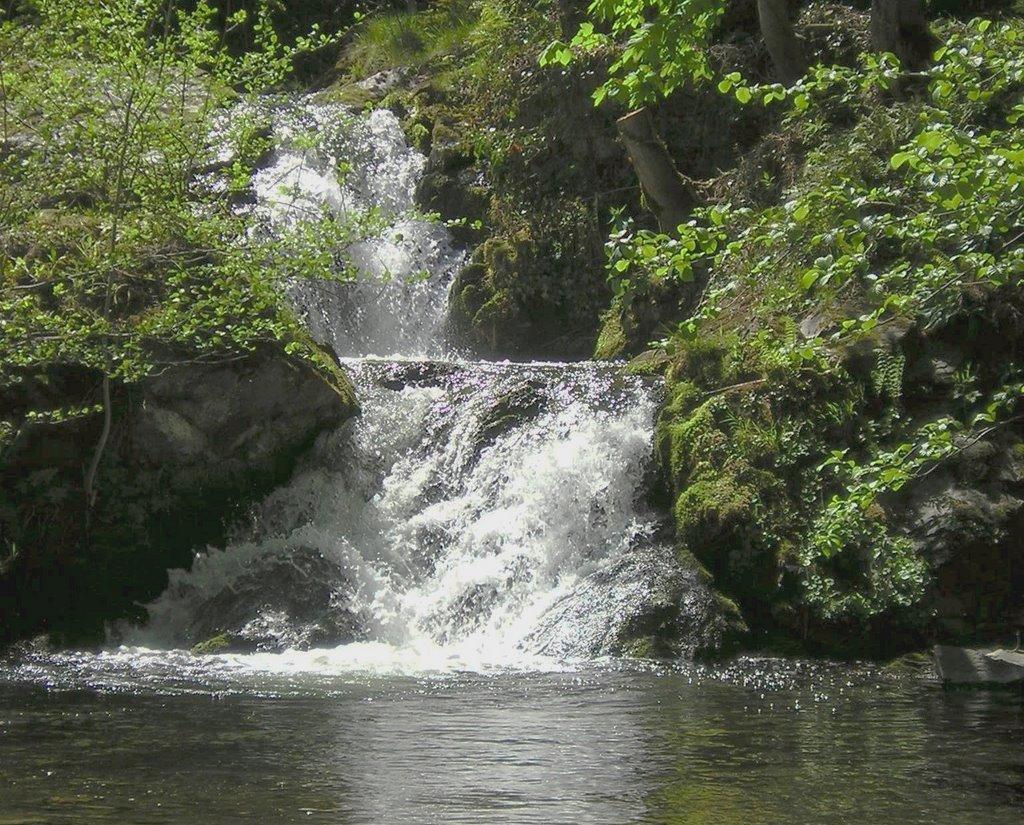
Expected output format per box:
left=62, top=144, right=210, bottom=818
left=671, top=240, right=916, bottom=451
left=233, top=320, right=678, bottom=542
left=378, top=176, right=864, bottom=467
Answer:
left=1, top=656, right=1021, bottom=823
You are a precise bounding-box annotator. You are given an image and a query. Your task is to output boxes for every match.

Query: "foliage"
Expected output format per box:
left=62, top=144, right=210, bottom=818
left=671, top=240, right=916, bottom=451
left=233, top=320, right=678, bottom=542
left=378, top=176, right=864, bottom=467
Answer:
left=628, top=17, right=1024, bottom=631
left=540, top=0, right=727, bottom=107
left=0, top=0, right=354, bottom=437
left=339, top=0, right=479, bottom=79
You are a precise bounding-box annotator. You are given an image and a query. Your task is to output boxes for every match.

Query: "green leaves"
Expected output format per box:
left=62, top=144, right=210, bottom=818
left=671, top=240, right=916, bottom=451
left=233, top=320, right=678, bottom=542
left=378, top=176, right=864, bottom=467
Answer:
left=603, top=209, right=730, bottom=302
left=0, top=1, right=356, bottom=415
left=538, top=40, right=573, bottom=67
left=549, top=0, right=726, bottom=108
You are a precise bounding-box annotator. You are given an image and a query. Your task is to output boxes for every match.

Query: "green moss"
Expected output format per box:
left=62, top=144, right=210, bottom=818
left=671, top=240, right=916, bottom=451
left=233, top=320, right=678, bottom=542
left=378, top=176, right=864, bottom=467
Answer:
left=475, top=288, right=517, bottom=329
left=882, top=650, right=934, bottom=676
left=624, top=349, right=670, bottom=375
left=283, top=327, right=360, bottom=416
left=191, top=634, right=230, bottom=655
left=594, top=309, right=627, bottom=361
left=405, top=121, right=431, bottom=154
left=314, top=81, right=376, bottom=108
left=658, top=399, right=727, bottom=487
left=674, top=475, right=757, bottom=539
left=618, top=636, right=658, bottom=659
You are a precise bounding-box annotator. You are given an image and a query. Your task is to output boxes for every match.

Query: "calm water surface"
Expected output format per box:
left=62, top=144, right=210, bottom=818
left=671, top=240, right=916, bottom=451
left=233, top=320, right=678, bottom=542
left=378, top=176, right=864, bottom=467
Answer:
left=0, top=654, right=1021, bottom=824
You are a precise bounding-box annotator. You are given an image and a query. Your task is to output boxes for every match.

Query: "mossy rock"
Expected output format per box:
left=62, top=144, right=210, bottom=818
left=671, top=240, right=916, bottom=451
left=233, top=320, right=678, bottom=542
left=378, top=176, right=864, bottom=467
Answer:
left=0, top=346, right=359, bottom=647
left=625, top=349, right=671, bottom=376
left=594, top=309, right=628, bottom=361
left=190, top=634, right=231, bottom=656
left=618, top=636, right=663, bottom=659
left=882, top=651, right=935, bottom=677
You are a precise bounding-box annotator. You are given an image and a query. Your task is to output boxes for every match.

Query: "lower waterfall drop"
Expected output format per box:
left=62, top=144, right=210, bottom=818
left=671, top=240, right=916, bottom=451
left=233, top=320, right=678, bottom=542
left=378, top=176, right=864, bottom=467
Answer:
left=134, top=360, right=724, bottom=670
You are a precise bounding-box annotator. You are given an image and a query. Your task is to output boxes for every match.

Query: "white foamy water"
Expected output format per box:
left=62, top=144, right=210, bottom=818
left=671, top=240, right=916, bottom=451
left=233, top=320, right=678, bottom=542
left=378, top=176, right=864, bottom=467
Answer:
left=114, top=100, right=723, bottom=677
left=248, top=101, right=464, bottom=358
left=128, top=361, right=697, bottom=674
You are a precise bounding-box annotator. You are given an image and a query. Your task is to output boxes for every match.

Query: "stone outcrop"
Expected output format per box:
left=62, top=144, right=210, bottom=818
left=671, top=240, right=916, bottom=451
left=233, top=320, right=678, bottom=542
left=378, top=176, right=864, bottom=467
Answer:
left=934, top=645, right=1024, bottom=686
left=186, top=546, right=364, bottom=654
left=0, top=347, right=358, bottom=646
left=895, top=433, right=1024, bottom=643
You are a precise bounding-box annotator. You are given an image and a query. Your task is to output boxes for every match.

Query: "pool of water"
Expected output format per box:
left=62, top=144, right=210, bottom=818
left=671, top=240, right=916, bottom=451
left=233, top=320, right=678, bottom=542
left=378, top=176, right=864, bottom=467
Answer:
left=0, top=653, right=1021, bottom=824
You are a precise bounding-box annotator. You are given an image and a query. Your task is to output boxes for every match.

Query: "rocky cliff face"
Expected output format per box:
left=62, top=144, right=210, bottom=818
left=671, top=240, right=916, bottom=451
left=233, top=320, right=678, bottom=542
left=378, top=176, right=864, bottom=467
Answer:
left=897, top=433, right=1024, bottom=643
left=0, top=348, right=357, bottom=646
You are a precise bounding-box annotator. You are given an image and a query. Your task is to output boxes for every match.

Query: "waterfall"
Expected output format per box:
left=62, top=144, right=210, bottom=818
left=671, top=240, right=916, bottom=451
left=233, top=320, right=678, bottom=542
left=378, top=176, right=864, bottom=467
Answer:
left=129, top=99, right=724, bottom=672
left=241, top=99, right=464, bottom=358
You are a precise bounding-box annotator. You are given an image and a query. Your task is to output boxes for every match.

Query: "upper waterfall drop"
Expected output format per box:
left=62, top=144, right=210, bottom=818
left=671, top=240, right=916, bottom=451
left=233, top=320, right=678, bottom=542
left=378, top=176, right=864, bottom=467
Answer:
left=247, top=100, right=464, bottom=359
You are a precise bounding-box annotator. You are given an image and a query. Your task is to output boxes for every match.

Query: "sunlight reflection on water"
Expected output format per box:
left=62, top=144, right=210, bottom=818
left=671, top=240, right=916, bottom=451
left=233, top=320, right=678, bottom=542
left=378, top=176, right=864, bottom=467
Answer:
left=1, top=655, right=1021, bottom=824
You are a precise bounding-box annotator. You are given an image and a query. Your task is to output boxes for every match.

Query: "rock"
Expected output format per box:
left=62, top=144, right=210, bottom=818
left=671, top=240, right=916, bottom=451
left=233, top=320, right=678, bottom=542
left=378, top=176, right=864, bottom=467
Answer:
left=895, top=436, right=1024, bottom=643
left=415, top=121, right=489, bottom=245
left=905, top=339, right=964, bottom=389
left=0, top=347, right=359, bottom=647
left=359, top=359, right=460, bottom=391
left=883, top=651, right=935, bottom=677
left=799, top=311, right=827, bottom=340
left=525, top=542, right=746, bottom=659
left=625, top=349, right=671, bottom=376
left=190, top=634, right=231, bottom=656
left=470, top=380, right=547, bottom=456
left=934, top=645, right=1024, bottom=686
left=415, top=168, right=489, bottom=244
left=425, top=121, right=472, bottom=175
left=131, top=351, right=356, bottom=480
left=356, top=67, right=410, bottom=99
left=185, top=546, right=363, bottom=653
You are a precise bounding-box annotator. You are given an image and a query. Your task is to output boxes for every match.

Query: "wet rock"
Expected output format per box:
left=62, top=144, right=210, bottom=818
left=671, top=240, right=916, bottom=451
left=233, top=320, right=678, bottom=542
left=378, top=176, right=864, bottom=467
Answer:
left=186, top=547, right=363, bottom=653
left=366, top=359, right=460, bottom=391
left=415, top=121, right=489, bottom=245
left=470, top=380, right=547, bottom=455
left=416, top=168, right=489, bottom=244
left=526, top=542, right=746, bottom=659
left=934, top=645, right=1024, bottom=686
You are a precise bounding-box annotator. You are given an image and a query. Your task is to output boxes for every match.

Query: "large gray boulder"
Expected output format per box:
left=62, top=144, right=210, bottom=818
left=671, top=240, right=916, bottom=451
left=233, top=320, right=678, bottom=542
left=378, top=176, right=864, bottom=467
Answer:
left=0, top=347, right=358, bottom=646
left=934, top=645, right=1024, bottom=686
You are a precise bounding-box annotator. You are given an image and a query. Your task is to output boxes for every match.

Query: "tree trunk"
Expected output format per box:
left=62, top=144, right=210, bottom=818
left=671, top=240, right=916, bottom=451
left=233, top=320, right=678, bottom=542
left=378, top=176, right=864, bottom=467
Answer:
left=616, top=108, right=694, bottom=233
left=871, top=0, right=936, bottom=71
left=556, top=0, right=582, bottom=37
left=757, top=0, right=806, bottom=86
left=83, top=375, right=111, bottom=514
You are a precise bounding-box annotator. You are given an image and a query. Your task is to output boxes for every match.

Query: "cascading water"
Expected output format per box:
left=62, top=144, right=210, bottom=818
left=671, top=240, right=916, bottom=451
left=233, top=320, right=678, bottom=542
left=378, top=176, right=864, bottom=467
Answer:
left=245, top=101, right=464, bottom=358
left=127, top=98, right=725, bottom=673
